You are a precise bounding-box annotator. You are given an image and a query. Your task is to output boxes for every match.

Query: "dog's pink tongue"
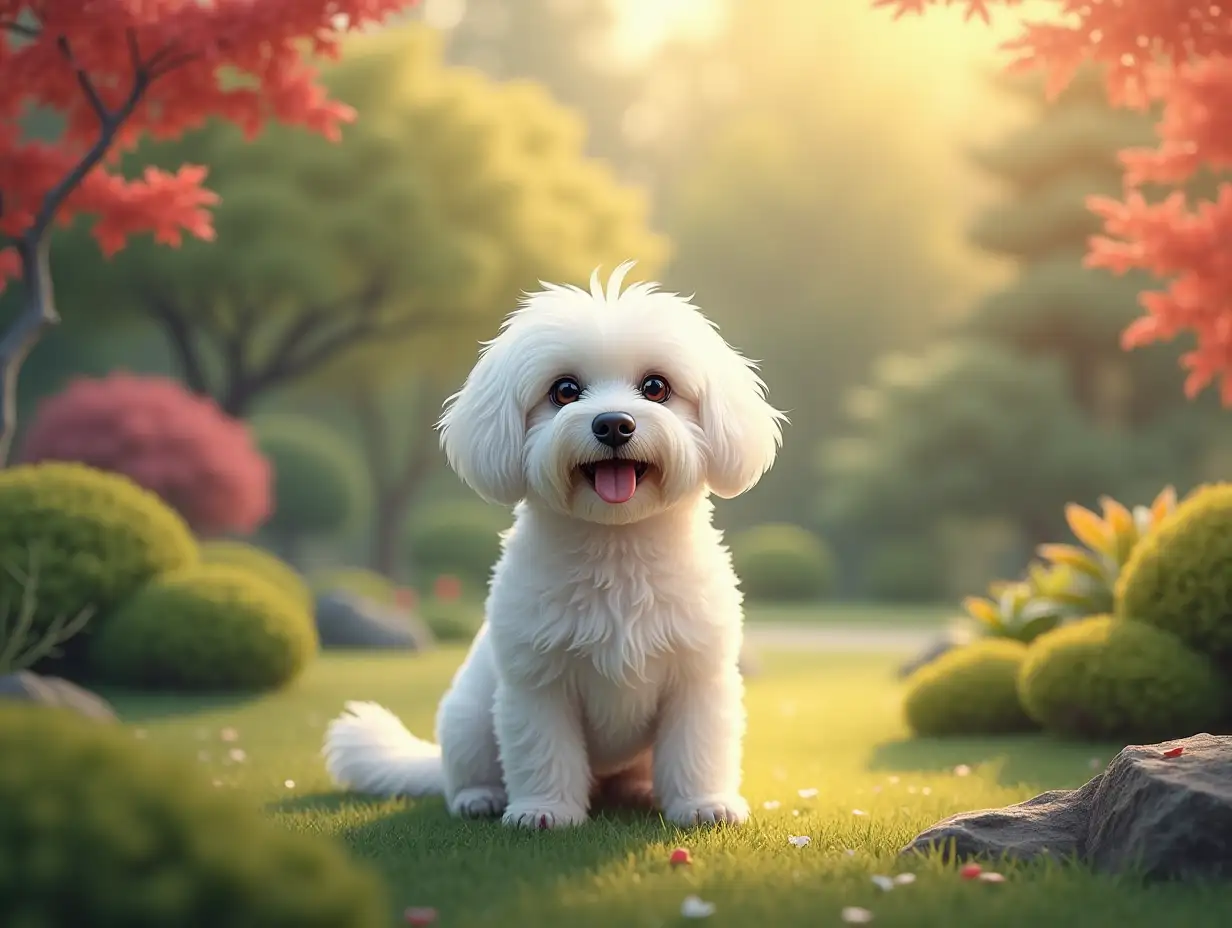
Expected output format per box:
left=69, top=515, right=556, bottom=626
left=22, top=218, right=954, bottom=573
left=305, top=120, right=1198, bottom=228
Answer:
left=593, top=460, right=638, bottom=504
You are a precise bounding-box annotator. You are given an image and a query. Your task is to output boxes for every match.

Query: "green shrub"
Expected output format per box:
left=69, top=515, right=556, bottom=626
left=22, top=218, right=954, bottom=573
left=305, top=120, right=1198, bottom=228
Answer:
left=1116, top=483, right=1232, bottom=670
left=903, top=638, right=1036, bottom=736
left=403, top=501, right=510, bottom=588
left=89, top=565, right=318, bottom=692
left=254, top=416, right=369, bottom=545
left=0, top=703, right=387, bottom=928
left=1017, top=615, right=1225, bottom=741
left=0, top=462, right=198, bottom=669
left=420, top=597, right=484, bottom=642
left=310, top=566, right=398, bottom=604
left=730, top=523, right=835, bottom=602
left=202, top=539, right=313, bottom=612
left=862, top=538, right=946, bottom=602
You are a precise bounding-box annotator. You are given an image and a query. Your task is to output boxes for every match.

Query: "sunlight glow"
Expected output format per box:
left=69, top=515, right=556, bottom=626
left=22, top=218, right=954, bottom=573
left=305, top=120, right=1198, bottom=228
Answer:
left=608, top=0, right=727, bottom=63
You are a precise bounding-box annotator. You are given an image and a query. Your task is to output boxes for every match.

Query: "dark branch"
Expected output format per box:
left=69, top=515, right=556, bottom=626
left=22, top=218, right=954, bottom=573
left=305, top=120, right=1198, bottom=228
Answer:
left=56, top=37, right=112, bottom=125
left=143, top=294, right=212, bottom=397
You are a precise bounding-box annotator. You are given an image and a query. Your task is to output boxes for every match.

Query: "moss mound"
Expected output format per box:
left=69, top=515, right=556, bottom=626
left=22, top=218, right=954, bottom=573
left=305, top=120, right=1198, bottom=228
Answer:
left=89, top=565, right=318, bottom=692
left=0, top=462, right=198, bottom=668
left=1017, top=615, right=1225, bottom=741
left=904, top=638, right=1036, bottom=736
left=1117, top=482, right=1232, bottom=669
left=0, top=703, right=386, bottom=927
left=201, top=540, right=313, bottom=613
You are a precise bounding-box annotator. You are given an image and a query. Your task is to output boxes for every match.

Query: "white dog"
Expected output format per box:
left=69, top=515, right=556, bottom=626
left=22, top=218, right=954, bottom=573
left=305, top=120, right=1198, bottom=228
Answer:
left=322, top=263, right=785, bottom=829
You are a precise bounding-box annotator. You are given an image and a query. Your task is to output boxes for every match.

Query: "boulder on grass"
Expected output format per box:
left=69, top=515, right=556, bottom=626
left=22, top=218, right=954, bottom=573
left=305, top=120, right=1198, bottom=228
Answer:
left=314, top=591, right=435, bottom=651
left=902, top=733, right=1232, bottom=880
left=0, top=671, right=118, bottom=722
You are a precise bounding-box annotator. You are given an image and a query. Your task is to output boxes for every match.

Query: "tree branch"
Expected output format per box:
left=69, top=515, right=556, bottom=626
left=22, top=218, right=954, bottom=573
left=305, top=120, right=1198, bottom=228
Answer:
left=143, top=294, right=212, bottom=397
left=56, top=37, right=111, bottom=125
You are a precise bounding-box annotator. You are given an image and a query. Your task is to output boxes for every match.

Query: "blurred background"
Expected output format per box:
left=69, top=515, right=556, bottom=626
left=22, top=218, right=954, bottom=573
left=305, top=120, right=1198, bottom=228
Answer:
left=8, top=0, right=1229, bottom=629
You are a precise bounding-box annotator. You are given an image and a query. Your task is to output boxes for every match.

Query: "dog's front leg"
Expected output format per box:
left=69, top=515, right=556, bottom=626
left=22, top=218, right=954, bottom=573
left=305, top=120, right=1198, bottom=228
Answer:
left=653, top=670, right=750, bottom=827
left=493, top=682, right=590, bottom=829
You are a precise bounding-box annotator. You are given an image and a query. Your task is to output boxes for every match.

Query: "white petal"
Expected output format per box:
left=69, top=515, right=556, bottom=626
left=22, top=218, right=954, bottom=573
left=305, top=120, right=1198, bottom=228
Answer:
left=954, top=765, right=971, bottom=777
left=893, top=873, right=917, bottom=885
left=852, top=809, right=868, bottom=816
left=788, top=835, right=811, bottom=847
left=681, top=896, right=716, bottom=918
left=842, top=907, right=874, bottom=923
left=871, top=875, right=895, bottom=891
left=763, top=800, right=781, bottom=810
left=797, top=787, right=819, bottom=799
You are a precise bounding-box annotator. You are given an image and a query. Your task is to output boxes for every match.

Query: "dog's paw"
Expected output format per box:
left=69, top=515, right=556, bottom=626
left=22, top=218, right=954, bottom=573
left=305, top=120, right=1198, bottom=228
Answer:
left=449, top=786, right=508, bottom=819
left=502, top=801, right=588, bottom=830
left=664, top=794, right=750, bottom=827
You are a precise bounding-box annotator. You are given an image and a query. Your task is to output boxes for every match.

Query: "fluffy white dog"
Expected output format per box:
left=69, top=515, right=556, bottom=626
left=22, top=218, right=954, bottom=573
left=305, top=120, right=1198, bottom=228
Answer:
left=322, top=263, right=785, bottom=829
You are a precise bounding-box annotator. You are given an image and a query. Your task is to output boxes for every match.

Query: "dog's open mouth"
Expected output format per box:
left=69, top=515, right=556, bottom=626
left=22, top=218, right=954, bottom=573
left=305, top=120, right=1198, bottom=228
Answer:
left=579, top=460, right=650, bottom=505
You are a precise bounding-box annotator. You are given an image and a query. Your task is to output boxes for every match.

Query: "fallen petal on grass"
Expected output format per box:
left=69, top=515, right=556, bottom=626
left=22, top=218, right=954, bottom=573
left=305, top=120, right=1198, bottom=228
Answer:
left=283, top=779, right=296, bottom=789
left=842, top=906, right=874, bottom=923
left=852, top=809, right=868, bottom=816
left=220, top=727, right=239, bottom=742
left=959, top=864, right=983, bottom=880
left=797, top=787, right=818, bottom=799
left=763, top=800, right=781, bottom=810
left=788, top=835, right=811, bottom=847
left=893, top=873, right=917, bottom=885
left=681, top=895, right=716, bottom=919
left=228, top=748, right=247, bottom=763
left=871, top=875, right=894, bottom=891
left=978, top=872, right=1007, bottom=883
left=669, top=847, right=692, bottom=867
left=954, top=765, right=972, bottom=777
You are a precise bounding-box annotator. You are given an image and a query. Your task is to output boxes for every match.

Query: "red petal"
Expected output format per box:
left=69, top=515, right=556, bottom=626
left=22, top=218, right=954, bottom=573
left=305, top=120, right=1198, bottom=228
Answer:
left=960, top=863, right=983, bottom=880
left=404, top=908, right=437, bottom=926
left=1162, top=747, right=1185, bottom=758
left=670, top=847, right=692, bottom=866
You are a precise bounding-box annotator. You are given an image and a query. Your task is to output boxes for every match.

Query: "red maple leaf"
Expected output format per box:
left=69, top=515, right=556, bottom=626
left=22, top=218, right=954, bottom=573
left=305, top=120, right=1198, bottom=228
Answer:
left=874, top=0, right=1232, bottom=404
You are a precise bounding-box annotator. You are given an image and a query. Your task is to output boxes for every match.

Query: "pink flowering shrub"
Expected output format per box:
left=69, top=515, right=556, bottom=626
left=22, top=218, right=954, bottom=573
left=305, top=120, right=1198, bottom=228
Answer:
left=19, top=373, right=271, bottom=535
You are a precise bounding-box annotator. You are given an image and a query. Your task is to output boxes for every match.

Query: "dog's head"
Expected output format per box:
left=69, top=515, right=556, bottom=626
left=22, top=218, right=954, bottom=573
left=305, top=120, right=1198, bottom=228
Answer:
left=438, top=263, right=785, bottom=525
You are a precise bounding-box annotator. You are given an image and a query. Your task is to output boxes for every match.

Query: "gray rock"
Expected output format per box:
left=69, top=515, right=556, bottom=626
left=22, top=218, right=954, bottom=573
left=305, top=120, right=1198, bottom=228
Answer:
left=897, top=635, right=961, bottom=679
left=0, top=671, right=118, bottom=722
left=314, top=590, right=435, bottom=651
left=902, top=733, right=1232, bottom=880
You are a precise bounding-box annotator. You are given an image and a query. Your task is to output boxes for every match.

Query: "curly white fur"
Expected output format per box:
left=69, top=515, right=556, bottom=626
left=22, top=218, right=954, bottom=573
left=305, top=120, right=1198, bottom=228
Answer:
left=323, top=262, right=785, bottom=829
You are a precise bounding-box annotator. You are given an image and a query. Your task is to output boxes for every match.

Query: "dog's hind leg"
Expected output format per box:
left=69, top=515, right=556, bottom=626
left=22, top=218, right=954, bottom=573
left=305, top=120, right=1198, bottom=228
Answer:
left=436, top=630, right=507, bottom=819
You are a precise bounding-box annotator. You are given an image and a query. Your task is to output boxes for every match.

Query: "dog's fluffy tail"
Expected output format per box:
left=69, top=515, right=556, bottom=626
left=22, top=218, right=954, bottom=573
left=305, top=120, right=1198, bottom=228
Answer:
left=322, top=701, right=445, bottom=798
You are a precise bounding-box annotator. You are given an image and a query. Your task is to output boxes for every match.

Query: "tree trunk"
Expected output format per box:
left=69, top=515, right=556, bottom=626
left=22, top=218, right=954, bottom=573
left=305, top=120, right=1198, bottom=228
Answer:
left=0, top=235, right=61, bottom=465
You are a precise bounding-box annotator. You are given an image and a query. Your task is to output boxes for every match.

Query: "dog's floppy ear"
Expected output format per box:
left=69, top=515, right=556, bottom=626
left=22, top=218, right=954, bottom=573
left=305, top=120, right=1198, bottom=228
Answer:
left=699, top=342, right=786, bottom=499
left=438, top=334, right=527, bottom=506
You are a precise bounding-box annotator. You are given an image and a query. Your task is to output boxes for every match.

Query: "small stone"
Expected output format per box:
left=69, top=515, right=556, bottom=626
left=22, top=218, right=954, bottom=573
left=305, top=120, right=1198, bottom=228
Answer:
left=842, top=907, right=874, bottom=924
left=681, top=895, right=716, bottom=919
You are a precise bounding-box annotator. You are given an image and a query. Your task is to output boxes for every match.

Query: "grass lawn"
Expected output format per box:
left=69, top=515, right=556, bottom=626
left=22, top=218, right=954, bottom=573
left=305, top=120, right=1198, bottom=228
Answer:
left=106, top=650, right=1232, bottom=928
left=742, top=601, right=955, bottom=628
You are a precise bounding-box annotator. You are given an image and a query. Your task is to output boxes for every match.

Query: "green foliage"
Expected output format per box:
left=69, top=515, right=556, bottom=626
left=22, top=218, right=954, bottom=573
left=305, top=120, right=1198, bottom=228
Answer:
left=311, top=566, right=399, bottom=604
left=961, top=572, right=1070, bottom=644
left=255, top=416, right=369, bottom=541
left=202, top=540, right=313, bottom=613
left=729, top=523, right=835, bottom=602
left=0, top=462, right=198, bottom=668
left=903, top=638, right=1037, bottom=736
left=1117, top=483, right=1232, bottom=670
left=0, top=703, right=387, bottom=927
left=419, top=597, right=484, bottom=643
left=0, top=553, right=93, bottom=674
left=1017, top=615, right=1225, bottom=741
left=89, top=565, right=318, bottom=692
left=404, top=501, right=511, bottom=588
left=860, top=538, right=947, bottom=603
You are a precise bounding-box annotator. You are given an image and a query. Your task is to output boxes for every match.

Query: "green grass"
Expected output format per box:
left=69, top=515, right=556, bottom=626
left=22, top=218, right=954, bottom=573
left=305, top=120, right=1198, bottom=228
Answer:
left=104, top=650, right=1232, bottom=928
left=743, top=601, right=954, bottom=627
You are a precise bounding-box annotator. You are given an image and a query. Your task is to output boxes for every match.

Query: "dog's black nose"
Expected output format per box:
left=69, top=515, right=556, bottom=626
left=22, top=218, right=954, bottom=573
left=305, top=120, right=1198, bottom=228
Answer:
left=591, top=411, right=636, bottom=448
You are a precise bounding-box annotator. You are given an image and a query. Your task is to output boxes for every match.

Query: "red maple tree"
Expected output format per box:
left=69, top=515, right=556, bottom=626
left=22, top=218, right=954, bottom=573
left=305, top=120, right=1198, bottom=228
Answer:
left=0, top=0, right=417, bottom=460
left=876, top=0, right=1232, bottom=404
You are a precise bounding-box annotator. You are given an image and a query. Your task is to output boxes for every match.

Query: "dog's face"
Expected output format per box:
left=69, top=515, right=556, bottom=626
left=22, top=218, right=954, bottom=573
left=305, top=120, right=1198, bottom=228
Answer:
left=439, top=264, right=785, bottom=525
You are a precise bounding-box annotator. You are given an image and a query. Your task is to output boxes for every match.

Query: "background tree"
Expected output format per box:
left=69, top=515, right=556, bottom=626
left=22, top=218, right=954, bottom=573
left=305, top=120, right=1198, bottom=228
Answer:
left=50, top=24, right=667, bottom=419
left=0, top=0, right=415, bottom=461
left=18, top=372, right=270, bottom=536
left=254, top=416, right=369, bottom=566
left=878, top=0, right=1232, bottom=403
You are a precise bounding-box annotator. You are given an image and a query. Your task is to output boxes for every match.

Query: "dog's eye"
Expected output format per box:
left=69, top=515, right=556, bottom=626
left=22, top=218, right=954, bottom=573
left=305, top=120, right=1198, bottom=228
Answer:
left=549, top=377, right=582, bottom=407
left=639, top=374, right=671, bottom=403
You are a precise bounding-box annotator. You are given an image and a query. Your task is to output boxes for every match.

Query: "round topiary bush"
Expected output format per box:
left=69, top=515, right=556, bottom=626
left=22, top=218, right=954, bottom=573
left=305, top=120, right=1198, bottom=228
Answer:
left=403, top=501, right=511, bottom=588
left=1116, top=482, right=1232, bottom=670
left=729, top=523, right=835, bottom=602
left=0, top=703, right=387, bottom=928
left=1017, top=615, right=1225, bottom=741
left=89, top=564, right=318, bottom=692
left=0, top=462, right=199, bottom=668
left=202, top=539, right=313, bottom=613
left=903, top=638, right=1036, bottom=736
left=419, top=597, right=484, bottom=642
left=254, top=416, right=369, bottom=558
left=18, top=373, right=271, bottom=536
